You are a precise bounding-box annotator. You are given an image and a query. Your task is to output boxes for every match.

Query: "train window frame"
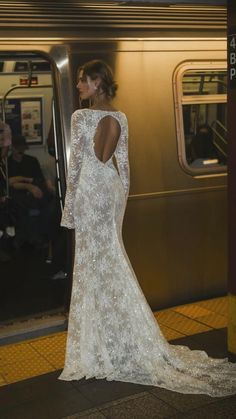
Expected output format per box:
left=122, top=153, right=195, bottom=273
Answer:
left=173, top=61, right=227, bottom=177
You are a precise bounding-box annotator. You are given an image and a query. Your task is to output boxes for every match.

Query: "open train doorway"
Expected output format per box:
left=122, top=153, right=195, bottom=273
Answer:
left=0, top=54, right=68, bottom=341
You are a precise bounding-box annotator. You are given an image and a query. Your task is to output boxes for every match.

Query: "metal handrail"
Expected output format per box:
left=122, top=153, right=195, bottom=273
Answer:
left=211, top=119, right=227, bottom=158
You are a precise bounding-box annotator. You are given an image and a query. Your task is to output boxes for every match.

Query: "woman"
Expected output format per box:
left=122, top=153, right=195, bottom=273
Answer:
left=59, top=59, right=236, bottom=396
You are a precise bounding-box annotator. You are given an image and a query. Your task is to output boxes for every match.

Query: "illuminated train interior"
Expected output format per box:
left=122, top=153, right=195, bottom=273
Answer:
left=0, top=59, right=69, bottom=326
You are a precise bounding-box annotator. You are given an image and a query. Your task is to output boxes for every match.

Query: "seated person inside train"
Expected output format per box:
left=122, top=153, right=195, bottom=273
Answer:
left=0, top=118, right=12, bottom=160
left=190, top=124, right=219, bottom=168
left=8, top=135, right=50, bottom=248
left=0, top=121, right=14, bottom=260
left=0, top=170, right=11, bottom=262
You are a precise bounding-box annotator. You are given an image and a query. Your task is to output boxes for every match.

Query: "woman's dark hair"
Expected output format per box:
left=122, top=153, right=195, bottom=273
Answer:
left=78, top=59, right=118, bottom=99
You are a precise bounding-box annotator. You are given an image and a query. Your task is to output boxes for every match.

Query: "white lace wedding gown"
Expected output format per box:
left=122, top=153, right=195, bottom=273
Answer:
left=59, top=108, right=236, bottom=397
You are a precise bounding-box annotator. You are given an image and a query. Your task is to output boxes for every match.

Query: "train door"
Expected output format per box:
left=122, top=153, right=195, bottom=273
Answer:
left=0, top=54, right=69, bottom=339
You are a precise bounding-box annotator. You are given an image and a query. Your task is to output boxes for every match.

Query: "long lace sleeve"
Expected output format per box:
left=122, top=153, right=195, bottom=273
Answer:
left=61, top=111, right=84, bottom=229
left=115, top=115, right=130, bottom=199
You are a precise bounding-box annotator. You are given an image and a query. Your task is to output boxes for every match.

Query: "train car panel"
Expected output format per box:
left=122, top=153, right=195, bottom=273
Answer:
left=0, top=2, right=228, bottom=327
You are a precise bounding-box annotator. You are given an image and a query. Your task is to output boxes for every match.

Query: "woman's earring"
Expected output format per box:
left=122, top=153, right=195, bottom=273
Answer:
left=94, top=86, right=100, bottom=100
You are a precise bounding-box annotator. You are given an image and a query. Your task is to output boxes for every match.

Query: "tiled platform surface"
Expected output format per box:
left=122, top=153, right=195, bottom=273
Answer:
left=0, top=296, right=229, bottom=386
left=0, top=296, right=236, bottom=418
left=0, top=328, right=236, bottom=419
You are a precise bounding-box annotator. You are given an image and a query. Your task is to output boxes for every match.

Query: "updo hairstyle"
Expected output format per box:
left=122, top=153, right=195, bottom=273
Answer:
left=79, top=59, right=118, bottom=99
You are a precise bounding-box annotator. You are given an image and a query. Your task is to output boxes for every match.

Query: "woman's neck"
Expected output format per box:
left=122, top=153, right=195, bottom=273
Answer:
left=90, top=94, right=117, bottom=111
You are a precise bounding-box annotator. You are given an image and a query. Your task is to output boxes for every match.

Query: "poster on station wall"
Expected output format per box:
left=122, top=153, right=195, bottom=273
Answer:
left=0, top=97, right=43, bottom=145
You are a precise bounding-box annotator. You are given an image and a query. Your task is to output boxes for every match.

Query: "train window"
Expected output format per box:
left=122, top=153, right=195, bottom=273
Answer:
left=174, top=63, right=227, bottom=176
left=182, top=70, right=227, bottom=96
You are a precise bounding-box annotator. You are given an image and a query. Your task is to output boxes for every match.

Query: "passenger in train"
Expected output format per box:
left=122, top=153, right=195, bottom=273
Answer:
left=0, top=194, right=15, bottom=262
left=59, top=59, right=236, bottom=397
left=0, top=195, right=12, bottom=262
left=0, top=118, right=11, bottom=160
left=190, top=124, right=219, bottom=167
left=0, top=119, right=13, bottom=261
left=8, top=135, right=50, bottom=248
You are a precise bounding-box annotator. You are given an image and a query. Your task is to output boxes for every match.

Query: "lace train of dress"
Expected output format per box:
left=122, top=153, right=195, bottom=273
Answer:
left=59, top=108, right=236, bottom=397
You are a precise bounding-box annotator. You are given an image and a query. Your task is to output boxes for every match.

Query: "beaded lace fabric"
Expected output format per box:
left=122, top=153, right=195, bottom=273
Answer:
left=59, top=108, right=236, bottom=396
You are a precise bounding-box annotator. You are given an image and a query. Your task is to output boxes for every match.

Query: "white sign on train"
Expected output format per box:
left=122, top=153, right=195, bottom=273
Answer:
left=229, top=35, right=236, bottom=87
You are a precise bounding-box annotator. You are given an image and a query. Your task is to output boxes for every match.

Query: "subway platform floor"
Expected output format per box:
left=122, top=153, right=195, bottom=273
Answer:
left=0, top=296, right=236, bottom=418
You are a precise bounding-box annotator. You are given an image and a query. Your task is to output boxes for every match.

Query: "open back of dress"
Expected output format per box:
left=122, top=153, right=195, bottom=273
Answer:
left=93, top=115, right=121, bottom=164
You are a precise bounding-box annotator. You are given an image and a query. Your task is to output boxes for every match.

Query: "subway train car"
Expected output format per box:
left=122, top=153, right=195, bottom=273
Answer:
left=0, top=1, right=227, bottom=332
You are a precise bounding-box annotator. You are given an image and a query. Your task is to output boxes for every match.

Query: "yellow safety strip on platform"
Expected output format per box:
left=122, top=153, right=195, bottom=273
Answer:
left=0, top=296, right=228, bottom=386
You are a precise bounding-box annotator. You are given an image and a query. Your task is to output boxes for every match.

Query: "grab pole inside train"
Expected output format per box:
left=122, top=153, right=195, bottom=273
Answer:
left=228, top=0, right=236, bottom=355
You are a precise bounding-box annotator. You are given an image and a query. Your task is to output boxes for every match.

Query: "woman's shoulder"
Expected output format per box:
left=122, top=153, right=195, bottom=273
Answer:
left=72, top=108, right=128, bottom=124
left=71, top=109, right=90, bottom=125
left=115, top=110, right=128, bottom=126
left=117, top=110, right=127, bottom=120
left=72, top=108, right=88, bottom=118
left=100, top=108, right=127, bottom=121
